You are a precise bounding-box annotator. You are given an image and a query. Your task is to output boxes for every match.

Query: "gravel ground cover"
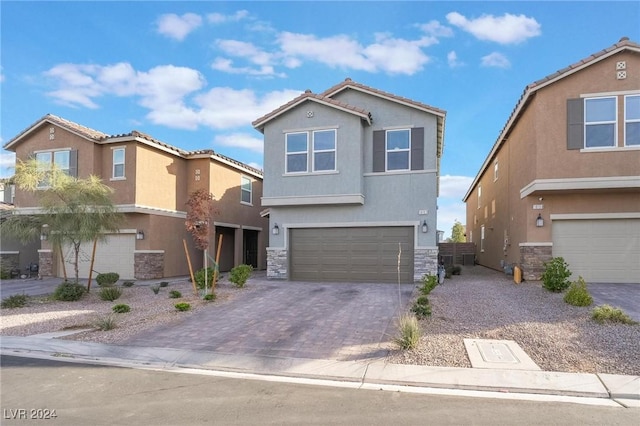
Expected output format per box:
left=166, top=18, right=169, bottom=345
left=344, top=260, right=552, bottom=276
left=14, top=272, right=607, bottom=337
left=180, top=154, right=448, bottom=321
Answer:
left=387, top=266, right=639, bottom=376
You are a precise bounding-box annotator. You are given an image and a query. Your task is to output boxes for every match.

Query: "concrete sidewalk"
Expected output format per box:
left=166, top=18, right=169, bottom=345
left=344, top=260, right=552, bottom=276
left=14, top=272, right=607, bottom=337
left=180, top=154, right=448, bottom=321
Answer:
left=1, top=334, right=638, bottom=408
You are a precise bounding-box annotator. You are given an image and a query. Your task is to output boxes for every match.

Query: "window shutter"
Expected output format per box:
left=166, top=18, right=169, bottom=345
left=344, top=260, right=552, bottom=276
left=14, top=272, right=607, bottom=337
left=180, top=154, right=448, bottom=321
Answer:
left=69, top=150, right=78, bottom=177
left=410, top=127, right=424, bottom=170
left=567, top=98, right=584, bottom=150
left=373, top=130, right=385, bottom=172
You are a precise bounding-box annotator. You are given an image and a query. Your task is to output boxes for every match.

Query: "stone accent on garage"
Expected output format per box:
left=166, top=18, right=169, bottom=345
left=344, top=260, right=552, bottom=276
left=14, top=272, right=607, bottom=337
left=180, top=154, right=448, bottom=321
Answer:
left=414, top=248, right=439, bottom=282
left=519, top=243, right=553, bottom=281
left=38, top=249, right=54, bottom=277
left=267, top=248, right=288, bottom=279
left=135, top=250, right=164, bottom=280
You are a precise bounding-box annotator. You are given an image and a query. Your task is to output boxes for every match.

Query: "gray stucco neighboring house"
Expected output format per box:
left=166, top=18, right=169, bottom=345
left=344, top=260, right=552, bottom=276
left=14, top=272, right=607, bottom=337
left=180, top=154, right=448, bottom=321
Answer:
left=253, top=78, right=446, bottom=283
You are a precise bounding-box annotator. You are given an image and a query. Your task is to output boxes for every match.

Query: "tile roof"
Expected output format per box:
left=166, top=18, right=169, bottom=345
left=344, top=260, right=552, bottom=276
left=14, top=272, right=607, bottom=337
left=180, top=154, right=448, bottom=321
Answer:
left=463, top=37, right=640, bottom=201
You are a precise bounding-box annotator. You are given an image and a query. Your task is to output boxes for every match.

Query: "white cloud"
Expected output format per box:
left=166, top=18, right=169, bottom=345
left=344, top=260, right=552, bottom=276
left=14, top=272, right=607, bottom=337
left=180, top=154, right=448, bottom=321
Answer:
left=447, top=51, right=464, bottom=68
left=446, top=12, right=541, bottom=44
left=0, top=152, right=16, bottom=178
left=156, top=13, right=203, bottom=41
left=481, top=52, right=511, bottom=68
left=439, top=175, right=473, bottom=199
left=207, top=10, right=249, bottom=24
left=418, top=20, right=454, bottom=38
left=214, top=133, right=264, bottom=153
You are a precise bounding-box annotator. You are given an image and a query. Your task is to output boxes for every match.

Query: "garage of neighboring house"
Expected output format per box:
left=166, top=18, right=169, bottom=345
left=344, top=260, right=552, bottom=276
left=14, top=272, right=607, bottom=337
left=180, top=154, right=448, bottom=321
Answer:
left=552, top=218, right=640, bottom=283
left=59, top=233, right=135, bottom=280
left=289, top=226, right=414, bottom=283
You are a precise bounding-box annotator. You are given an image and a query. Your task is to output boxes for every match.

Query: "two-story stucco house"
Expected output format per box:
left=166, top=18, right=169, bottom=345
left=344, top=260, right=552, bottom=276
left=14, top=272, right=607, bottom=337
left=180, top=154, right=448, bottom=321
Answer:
left=3, top=114, right=267, bottom=280
left=463, top=38, right=640, bottom=284
left=253, top=78, right=446, bottom=283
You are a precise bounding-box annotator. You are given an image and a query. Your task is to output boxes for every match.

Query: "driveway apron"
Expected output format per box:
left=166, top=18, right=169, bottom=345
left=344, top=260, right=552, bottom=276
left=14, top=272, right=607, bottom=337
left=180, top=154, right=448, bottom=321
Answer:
left=122, top=277, right=415, bottom=361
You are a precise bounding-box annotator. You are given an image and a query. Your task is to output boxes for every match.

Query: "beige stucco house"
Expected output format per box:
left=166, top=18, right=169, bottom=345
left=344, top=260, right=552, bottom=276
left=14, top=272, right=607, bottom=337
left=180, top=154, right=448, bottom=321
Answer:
left=463, top=37, right=640, bottom=283
left=3, top=114, right=267, bottom=280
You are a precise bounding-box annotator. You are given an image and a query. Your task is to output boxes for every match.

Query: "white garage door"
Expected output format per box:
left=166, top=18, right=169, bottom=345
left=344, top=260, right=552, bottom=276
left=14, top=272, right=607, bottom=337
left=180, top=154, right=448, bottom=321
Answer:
left=59, top=234, right=135, bottom=280
left=552, top=219, right=640, bottom=283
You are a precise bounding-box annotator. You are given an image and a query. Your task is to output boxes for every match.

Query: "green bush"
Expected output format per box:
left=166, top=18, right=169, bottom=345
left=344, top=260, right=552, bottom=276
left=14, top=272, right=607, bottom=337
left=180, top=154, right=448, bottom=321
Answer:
left=159, top=281, right=169, bottom=288
left=122, top=281, right=135, bottom=287
left=592, top=305, right=637, bottom=325
left=93, top=314, right=117, bottom=330
left=96, top=272, right=120, bottom=287
left=169, top=290, right=182, bottom=299
left=203, top=293, right=216, bottom=302
left=53, top=281, right=86, bottom=301
left=418, top=274, right=438, bottom=295
left=563, top=277, right=593, bottom=307
left=112, top=304, right=131, bottom=313
left=452, top=265, right=462, bottom=275
left=175, top=302, right=191, bottom=312
left=99, top=286, right=122, bottom=301
left=411, top=295, right=432, bottom=318
left=1, top=294, right=29, bottom=309
left=0, top=268, right=11, bottom=280
left=394, top=314, right=422, bottom=349
left=150, top=284, right=161, bottom=294
left=194, top=267, right=215, bottom=290
left=229, top=264, right=253, bottom=288
left=541, top=257, right=572, bottom=292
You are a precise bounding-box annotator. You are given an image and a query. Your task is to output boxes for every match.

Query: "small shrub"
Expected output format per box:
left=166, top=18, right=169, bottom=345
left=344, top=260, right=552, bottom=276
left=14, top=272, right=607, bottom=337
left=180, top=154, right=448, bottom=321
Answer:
left=93, top=314, right=117, bottom=331
left=150, top=284, right=161, bottom=294
left=0, top=268, right=10, bottom=280
left=394, top=314, right=422, bottom=350
left=445, top=265, right=453, bottom=279
left=112, top=304, right=131, bottom=313
left=411, top=295, right=432, bottom=318
left=452, top=265, right=462, bottom=275
left=169, top=290, right=182, bottom=299
left=563, top=277, right=593, bottom=307
left=203, top=293, right=216, bottom=302
left=541, top=257, right=572, bottom=292
left=229, top=264, right=253, bottom=288
left=175, top=302, right=191, bottom=312
left=194, top=267, right=215, bottom=290
left=53, top=281, right=86, bottom=301
left=592, top=304, right=637, bottom=325
left=96, top=272, right=120, bottom=287
left=122, top=281, right=135, bottom=287
left=159, top=281, right=169, bottom=288
left=99, top=286, right=122, bottom=302
left=418, top=274, right=438, bottom=295
left=1, top=294, right=29, bottom=309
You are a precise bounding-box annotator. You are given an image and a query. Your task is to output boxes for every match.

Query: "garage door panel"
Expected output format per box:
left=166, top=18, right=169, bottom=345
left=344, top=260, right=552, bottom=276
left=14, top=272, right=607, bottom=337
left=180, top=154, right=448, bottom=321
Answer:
left=290, top=227, right=414, bottom=283
left=60, top=234, right=135, bottom=280
left=553, top=219, right=640, bottom=284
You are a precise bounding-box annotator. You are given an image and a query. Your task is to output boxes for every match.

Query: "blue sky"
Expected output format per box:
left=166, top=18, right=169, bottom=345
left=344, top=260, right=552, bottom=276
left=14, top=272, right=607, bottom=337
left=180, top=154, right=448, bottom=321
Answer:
left=1, top=1, right=639, bottom=238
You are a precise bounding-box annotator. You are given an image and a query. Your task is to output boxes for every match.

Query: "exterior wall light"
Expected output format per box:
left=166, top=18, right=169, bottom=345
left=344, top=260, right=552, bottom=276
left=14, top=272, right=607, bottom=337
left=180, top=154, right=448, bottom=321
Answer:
left=40, top=224, right=49, bottom=241
left=272, top=223, right=280, bottom=235
left=136, top=230, right=145, bottom=240
left=536, top=214, right=544, bottom=228
left=421, top=220, right=428, bottom=233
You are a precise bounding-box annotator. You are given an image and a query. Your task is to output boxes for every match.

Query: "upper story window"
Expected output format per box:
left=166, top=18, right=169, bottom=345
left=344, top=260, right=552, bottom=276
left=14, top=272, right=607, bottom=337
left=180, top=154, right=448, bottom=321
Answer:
left=477, top=185, right=482, bottom=209
left=112, top=148, right=125, bottom=179
left=286, top=132, right=308, bottom=173
left=35, top=149, right=76, bottom=188
left=241, top=176, right=252, bottom=204
left=493, top=161, right=499, bottom=181
left=386, top=129, right=410, bottom=171
left=312, top=129, right=336, bottom=172
left=585, top=97, right=617, bottom=148
left=625, top=95, right=640, bottom=146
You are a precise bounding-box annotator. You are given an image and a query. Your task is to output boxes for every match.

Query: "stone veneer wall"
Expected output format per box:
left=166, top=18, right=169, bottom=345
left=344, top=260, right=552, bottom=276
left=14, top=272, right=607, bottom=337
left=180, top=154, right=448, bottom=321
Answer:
left=134, top=251, right=164, bottom=280
left=414, top=248, right=439, bottom=282
left=519, top=244, right=553, bottom=281
left=0, top=252, right=20, bottom=273
left=267, top=248, right=288, bottom=279
left=38, top=249, right=54, bottom=277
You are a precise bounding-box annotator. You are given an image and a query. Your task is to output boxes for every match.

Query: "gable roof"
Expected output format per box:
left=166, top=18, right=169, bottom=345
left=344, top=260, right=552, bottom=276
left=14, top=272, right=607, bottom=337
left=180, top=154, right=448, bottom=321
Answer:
left=463, top=37, right=640, bottom=202
left=252, top=89, right=372, bottom=131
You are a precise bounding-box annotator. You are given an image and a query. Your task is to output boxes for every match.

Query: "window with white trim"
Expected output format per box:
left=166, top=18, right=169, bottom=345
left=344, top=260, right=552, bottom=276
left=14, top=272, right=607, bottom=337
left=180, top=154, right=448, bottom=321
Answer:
left=386, top=129, right=410, bottom=171
left=312, top=129, right=336, bottom=171
left=625, top=95, right=640, bottom=146
left=35, top=150, right=75, bottom=188
left=112, top=148, right=125, bottom=179
left=585, top=97, right=616, bottom=148
left=480, top=225, right=485, bottom=252
left=241, top=176, right=252, bottom=204
left=285, top=132, right=308, bottom=173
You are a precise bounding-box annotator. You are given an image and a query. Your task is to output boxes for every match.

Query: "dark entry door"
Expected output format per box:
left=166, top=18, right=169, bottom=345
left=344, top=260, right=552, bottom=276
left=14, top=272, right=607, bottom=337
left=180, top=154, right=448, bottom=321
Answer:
left=243, top=230, right=258, bottom=268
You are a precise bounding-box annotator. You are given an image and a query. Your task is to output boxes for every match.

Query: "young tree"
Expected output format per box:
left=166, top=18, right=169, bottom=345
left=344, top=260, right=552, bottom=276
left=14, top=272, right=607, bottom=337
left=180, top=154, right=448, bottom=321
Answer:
left=1, top=159, right=123, bottom=283
left=451, top=220, right=466, bottom=243
left=185, top=189, right=218, bottom=294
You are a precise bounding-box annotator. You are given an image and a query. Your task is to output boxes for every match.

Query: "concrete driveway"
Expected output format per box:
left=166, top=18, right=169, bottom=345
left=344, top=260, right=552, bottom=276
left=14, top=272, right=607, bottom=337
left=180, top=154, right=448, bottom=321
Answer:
left=122, top=274, right=415, bottom=362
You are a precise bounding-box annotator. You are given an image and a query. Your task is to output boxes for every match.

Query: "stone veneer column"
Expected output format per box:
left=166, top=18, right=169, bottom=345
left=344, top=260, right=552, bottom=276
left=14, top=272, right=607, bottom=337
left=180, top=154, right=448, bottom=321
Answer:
left=414, top=248, right=439, bottom=282
left=519, top=243, right=553, bottom=281
left=267, top=248, right=288, bottom=279
left=134, top=251, right=164, bottom=280
left=38, top=249, right=54, bottom=277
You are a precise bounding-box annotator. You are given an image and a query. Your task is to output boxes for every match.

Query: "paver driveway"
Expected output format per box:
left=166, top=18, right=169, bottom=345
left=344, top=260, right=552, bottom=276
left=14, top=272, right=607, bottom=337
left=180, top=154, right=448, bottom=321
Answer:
left=122, top=273, right=415, bottom=361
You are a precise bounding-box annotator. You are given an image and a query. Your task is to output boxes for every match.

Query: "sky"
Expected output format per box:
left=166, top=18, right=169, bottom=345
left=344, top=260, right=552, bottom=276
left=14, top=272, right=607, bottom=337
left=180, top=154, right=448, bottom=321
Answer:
left=1, top=1, right=639, bottom=238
